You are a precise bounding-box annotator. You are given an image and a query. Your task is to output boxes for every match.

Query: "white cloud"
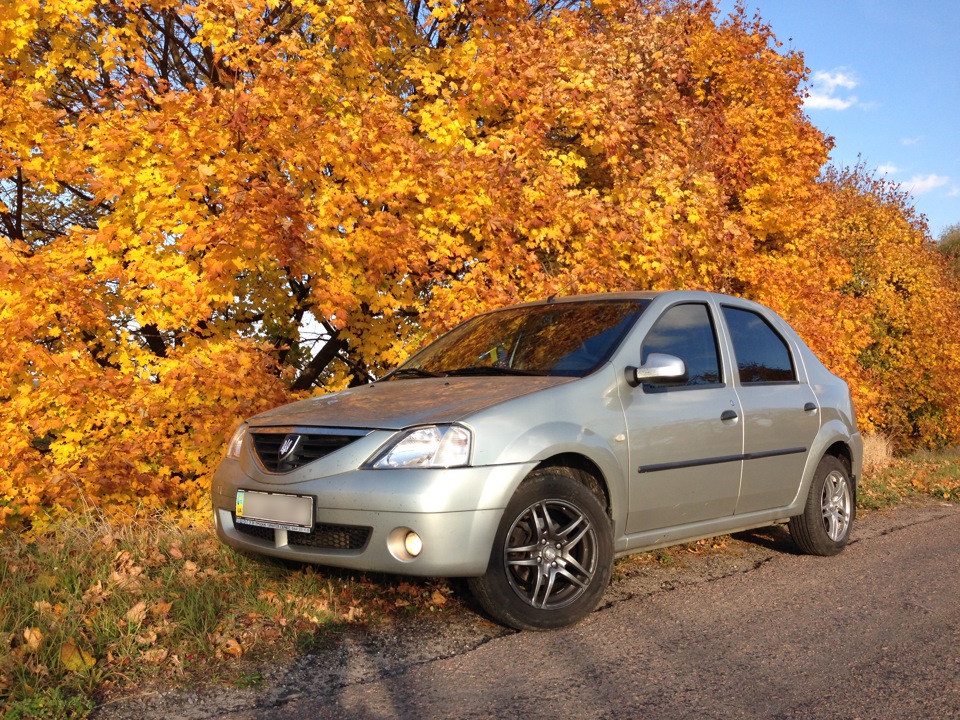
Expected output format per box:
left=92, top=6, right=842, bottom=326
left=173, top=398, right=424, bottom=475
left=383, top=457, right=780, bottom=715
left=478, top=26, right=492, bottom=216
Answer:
left=948, top=186, right=960, bottom=197
left=902, top=174, right=950, bottom=195
left=901, top=136, right=923, bottom=146
left=806, top=94, right=856, bottom=111
left=877, top=164, right=899, bottom=175
left=805, top=69, right=858, bottom=111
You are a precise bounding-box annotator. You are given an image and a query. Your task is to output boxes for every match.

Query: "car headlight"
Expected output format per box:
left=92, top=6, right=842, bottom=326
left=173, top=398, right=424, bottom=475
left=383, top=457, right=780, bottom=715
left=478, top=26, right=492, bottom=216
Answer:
left=371, top=425, right=472, bottom=469
left=226, top=423, right=248, bottom=459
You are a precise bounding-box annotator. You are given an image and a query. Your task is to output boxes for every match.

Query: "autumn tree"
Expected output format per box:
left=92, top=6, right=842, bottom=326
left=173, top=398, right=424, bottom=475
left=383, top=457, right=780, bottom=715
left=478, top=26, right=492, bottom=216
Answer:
left=938, top=222, right=960, bottom=273
left=819, top=168, right=960, bottom=446
left=2, top=0, right=959, bottom=528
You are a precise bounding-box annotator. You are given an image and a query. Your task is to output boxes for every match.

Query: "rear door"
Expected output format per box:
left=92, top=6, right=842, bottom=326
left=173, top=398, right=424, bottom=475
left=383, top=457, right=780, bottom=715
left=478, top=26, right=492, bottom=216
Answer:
left=719, top=304, right=821, bottom=514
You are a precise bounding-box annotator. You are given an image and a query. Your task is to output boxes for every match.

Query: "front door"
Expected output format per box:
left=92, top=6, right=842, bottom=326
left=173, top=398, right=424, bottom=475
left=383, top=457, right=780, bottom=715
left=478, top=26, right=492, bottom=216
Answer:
left=623, top=302, right=744, bottom=534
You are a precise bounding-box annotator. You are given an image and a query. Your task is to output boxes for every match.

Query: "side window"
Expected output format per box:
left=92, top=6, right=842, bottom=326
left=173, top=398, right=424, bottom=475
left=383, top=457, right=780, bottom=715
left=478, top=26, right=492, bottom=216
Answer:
left=641, top=303, right=721, bottom=387
left=721, top=306, right=796, bottom=384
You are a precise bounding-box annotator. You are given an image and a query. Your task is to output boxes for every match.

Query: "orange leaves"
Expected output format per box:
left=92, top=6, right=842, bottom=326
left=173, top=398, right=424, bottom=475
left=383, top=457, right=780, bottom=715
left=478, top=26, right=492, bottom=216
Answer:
left=219, top=636, right=244, bottom=658
left=2, top=0, right=959, bottom=532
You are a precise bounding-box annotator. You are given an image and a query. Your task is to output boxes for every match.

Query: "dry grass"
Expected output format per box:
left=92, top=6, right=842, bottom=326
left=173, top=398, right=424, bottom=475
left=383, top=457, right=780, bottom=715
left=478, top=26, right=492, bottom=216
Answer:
left=858, top=441, right=960, bottom=510
left=0, top=513, right=458, bottom=719
left=862, top=433, right=894, bottom=472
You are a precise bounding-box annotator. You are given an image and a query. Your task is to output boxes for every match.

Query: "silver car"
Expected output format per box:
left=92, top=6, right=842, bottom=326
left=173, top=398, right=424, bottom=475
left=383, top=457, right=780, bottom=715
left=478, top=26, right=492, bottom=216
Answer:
left=212, top=291, right=862, bottom=630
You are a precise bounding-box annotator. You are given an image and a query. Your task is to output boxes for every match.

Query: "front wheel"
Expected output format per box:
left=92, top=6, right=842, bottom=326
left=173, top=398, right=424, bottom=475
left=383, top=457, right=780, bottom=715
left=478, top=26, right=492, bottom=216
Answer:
left=789, top=455, right=855, bottom=556
left=468, top=469, right=613, bottom=630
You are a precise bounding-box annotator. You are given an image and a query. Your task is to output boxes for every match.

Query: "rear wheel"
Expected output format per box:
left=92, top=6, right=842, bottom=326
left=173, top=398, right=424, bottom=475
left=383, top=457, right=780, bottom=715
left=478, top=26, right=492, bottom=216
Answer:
left=468, top=469, right=613, bottom=630
left=789, top=455, right=855, bottom=556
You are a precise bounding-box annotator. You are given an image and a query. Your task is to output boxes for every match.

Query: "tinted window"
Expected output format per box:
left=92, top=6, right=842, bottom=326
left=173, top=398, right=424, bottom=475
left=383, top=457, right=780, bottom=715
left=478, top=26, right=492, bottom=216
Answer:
left=398, top=300, right=649, bottom=378
left=722, top=306, right=796, bottom=383
left=641, top=303, right=721, bottom=387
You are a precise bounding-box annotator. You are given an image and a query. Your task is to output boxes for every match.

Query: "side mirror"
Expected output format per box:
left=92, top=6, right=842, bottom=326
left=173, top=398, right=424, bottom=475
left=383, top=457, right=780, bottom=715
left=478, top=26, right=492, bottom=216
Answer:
left=625, top=353, right=687, bottom=388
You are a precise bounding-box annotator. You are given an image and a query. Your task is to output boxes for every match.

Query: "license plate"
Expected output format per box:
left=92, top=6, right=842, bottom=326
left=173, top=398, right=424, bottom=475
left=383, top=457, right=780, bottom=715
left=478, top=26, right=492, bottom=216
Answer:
left=235, top=490, right=314, bottom=533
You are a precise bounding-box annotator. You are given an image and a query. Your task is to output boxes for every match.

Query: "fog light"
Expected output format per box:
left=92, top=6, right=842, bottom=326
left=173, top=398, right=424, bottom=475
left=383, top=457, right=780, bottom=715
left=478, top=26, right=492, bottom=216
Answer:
left=404, top=531, right=423, bottom=558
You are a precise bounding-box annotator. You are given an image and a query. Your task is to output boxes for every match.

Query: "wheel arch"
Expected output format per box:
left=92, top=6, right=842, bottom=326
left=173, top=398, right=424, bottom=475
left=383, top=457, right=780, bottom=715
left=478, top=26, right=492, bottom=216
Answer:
left=803, top=421, right=862, bottom=490
left=531, top=453, right=612, bottom=518
left=825, top=440, right=854, bottom=475
left=822, top=440, right=858, bottom=508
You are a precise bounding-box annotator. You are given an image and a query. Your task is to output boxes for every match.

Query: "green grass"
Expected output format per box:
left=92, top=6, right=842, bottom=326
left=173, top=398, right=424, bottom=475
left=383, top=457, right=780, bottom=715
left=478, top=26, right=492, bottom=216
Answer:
left=1, top=447, right=957, bottom=718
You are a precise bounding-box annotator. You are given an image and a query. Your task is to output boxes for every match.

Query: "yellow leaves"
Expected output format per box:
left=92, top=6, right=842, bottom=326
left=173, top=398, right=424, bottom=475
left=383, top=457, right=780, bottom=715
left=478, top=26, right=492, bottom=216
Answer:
left=60, top=640, right=97, bottom=672
left=2, top=0, right=959, bottom=539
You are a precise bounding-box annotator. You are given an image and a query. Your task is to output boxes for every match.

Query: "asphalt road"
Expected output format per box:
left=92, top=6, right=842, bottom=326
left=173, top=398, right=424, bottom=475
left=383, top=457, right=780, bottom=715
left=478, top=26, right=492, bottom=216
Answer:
left=98, top=502, right=960, bottom=720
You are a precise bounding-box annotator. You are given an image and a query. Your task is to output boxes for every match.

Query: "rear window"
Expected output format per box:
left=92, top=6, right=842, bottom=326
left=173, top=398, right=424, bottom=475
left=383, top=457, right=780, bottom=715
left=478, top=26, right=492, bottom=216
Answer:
left=721, top=306, right=796, bottom=383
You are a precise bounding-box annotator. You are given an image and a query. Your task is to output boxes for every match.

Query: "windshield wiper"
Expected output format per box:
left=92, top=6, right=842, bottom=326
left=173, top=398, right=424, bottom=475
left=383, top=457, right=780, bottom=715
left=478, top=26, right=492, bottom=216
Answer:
left=442, top=366, right=543, bottom=377
left=387, top=367, right=445, bottom=380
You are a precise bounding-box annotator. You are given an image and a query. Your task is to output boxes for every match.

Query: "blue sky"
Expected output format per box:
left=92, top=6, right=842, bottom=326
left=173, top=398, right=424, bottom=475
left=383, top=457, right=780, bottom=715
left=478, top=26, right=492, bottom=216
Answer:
left=716, top=0, right=959, bottom=239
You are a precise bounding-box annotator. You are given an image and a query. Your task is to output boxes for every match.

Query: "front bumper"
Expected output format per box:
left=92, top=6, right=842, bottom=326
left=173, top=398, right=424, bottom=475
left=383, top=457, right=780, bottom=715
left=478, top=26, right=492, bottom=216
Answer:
left=211, top=459, right=535, bottom=576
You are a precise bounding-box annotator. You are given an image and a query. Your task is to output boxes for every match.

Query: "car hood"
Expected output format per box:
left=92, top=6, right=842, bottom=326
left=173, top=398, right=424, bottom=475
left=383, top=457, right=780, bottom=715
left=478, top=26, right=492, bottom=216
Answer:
left=249, top=376, right=574, bottom=430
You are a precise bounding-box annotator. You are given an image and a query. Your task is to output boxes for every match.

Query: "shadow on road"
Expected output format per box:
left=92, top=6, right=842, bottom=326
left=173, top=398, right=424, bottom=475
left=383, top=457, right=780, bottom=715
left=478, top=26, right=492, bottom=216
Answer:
left=731, top=523, right=800, bottom=554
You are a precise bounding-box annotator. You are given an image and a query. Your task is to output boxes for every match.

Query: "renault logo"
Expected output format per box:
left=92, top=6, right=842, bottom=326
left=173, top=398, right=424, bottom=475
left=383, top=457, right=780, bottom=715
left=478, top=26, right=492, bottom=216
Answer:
left=278, top=434, right=301, bottom=462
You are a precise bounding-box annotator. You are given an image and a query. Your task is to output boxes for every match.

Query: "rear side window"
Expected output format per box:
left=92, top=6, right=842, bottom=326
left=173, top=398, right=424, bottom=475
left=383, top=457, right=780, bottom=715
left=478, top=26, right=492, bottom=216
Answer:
left=721, top=306, right=796, bottom=383
left=641, top=303, right=721, bottom=387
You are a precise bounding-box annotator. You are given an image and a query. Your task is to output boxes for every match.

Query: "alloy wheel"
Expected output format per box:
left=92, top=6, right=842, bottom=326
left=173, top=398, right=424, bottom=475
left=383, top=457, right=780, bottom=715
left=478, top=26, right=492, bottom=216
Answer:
left=821, top=469, right=853, bottom=541
left=503, top=498, right=599, bottom=610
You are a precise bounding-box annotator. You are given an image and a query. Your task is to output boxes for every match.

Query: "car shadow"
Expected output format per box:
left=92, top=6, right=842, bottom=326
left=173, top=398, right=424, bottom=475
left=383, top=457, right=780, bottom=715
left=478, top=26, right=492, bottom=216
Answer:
left=731, top=523, right=803, bottom=555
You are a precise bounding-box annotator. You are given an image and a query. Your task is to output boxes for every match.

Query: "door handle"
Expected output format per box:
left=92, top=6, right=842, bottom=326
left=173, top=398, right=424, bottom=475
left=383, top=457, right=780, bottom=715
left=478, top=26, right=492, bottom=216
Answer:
left=720, top=410, right=739, bottom=422
left=803, top=402, right=818, bottom=412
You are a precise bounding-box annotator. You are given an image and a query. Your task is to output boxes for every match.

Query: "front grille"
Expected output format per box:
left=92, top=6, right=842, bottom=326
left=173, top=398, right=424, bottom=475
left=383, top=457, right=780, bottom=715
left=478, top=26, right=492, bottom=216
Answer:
left=233, top=515, right=371, bottom=551
left=251, top=428, right=369, bottom=473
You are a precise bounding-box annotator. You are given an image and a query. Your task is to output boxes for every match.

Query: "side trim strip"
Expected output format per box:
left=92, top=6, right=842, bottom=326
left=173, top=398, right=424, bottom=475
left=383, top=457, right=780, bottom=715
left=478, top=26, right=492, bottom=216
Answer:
left=745, top=447, right=807, bottom=461
left=638, top=447, right=806, bottom=474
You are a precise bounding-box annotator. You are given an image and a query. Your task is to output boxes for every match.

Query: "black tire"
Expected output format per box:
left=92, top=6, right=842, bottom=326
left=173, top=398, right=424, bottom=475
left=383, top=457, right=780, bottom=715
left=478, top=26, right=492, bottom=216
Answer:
left=468, top=468, right=613, bottom=630
left=789, top=455, right=855, bottom=556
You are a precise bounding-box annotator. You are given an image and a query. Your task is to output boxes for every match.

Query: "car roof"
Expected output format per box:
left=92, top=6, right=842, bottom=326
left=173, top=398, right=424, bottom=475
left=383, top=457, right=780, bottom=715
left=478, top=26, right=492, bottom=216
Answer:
left=508, top=289, right=745, bottom=308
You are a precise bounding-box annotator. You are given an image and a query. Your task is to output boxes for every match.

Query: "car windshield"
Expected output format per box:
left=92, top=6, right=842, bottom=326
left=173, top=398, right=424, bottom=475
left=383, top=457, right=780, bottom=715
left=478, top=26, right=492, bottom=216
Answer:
left=392, top=299, right=649, bottom=378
